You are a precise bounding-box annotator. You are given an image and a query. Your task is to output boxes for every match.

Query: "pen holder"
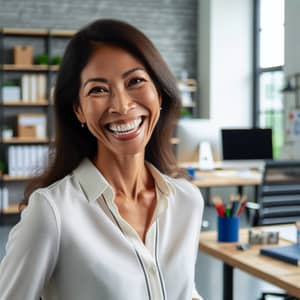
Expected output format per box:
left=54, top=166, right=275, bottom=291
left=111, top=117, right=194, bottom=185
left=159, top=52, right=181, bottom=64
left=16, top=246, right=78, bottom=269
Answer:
left=217, top=216, right=240, bottom=242
left=186, top=167, right=196, bottom=179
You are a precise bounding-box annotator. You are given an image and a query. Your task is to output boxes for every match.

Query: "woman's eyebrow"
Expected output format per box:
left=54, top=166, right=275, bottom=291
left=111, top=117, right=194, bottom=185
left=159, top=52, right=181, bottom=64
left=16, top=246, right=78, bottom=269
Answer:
left=121, top=67, right=145, bottom=78
left=83, top=67, right=146, bottom=88
left=83, top=77, right=107, bottom=88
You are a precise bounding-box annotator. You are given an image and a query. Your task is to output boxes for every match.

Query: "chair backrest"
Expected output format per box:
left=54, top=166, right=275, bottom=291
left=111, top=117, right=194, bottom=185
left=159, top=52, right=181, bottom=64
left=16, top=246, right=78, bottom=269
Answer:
left=257, top=160, right=300, bottom=225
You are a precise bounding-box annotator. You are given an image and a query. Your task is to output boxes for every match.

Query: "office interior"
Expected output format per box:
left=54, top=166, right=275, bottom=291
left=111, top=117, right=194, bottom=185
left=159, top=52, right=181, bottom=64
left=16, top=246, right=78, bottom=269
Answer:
left=0, top=1, right=300, bottom=299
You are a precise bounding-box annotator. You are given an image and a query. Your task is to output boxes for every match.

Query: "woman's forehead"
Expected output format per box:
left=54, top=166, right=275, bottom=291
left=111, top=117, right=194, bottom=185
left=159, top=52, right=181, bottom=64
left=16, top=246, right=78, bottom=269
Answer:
left=81, top=44, right=148, bottom=80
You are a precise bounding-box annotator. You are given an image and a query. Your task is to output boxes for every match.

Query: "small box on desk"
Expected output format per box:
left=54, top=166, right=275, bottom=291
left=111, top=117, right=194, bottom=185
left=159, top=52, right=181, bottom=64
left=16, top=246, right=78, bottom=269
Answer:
left=17, top=113, right=46, bottom=138
left=14, top=45, right=33, bottom=65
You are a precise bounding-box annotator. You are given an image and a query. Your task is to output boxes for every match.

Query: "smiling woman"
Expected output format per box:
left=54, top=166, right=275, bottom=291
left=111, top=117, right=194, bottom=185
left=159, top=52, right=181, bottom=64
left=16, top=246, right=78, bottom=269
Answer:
left=0, top=19, right=204, bottom=300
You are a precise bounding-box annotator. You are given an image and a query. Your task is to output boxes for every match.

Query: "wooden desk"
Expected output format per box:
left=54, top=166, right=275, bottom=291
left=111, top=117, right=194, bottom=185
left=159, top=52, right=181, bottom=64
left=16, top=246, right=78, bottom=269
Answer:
left=191, top=169, right=262, bottom=188
left=199, top=226, right=300, bottom=300
left=189, top=169, right=262, bottom=204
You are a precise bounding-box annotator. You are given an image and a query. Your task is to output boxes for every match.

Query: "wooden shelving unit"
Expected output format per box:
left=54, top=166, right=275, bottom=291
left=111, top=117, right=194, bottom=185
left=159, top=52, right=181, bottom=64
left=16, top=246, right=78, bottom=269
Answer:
left=177, top=79, right=198, bottom=118
left=1, top=28, right=48, bottom=36
left=2, top=137, right=50, bottom=144
left=0, top=27, right=75, bottom=220
left=49, top=29, right=76, bottom=37
left=1, top=101, right=48, bottom=106
left=0, top=204, right=20, bottom=214
left=2, top=175, right=32, bottom=181
left=2, top=64, right=49, bottom=71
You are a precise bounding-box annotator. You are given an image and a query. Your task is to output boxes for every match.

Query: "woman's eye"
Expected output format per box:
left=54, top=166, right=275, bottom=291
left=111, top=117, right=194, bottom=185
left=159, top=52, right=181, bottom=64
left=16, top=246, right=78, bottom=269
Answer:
left=128, top=77, right=146, bottom=87
left=87, top=86, right=108, bottom=96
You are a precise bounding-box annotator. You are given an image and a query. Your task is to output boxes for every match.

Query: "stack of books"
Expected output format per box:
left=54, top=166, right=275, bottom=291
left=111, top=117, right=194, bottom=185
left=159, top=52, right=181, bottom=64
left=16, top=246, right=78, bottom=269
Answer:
left=260, top=244, right=300, bottom=266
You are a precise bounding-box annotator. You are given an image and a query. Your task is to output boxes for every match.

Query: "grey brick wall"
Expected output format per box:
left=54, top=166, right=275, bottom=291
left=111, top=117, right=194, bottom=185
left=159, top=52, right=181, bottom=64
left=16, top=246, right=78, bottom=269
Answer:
left=0, top=0, right=198, bottom=78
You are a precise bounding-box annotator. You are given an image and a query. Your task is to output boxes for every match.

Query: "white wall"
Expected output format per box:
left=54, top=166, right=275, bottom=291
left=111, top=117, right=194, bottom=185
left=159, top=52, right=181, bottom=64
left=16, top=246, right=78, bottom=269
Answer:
left=285, top=0, right=300, bottom=74
left=197, top=0, right=252, bottom=128
left=283, top=0, right=300, bottom=159
left=178, top=0, right=253, bottom=161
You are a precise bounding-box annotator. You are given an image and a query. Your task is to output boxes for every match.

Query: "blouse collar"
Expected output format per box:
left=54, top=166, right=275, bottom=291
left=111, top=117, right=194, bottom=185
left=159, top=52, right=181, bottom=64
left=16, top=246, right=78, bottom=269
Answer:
left=73, top=158, right=175, bottom=204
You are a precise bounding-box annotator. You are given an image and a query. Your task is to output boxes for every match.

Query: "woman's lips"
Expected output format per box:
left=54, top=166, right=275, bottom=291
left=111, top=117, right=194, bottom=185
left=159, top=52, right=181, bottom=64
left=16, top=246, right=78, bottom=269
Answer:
left=106, top=117, right=145, bottom=141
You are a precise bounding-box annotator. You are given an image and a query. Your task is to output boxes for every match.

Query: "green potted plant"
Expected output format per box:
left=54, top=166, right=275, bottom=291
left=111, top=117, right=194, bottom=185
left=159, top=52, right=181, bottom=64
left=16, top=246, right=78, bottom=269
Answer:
left=36, top=53, right=49, bottom=65
left=51, top=55, right=62, bottom=65
left=0, top=160, right=4, bottom=175
left=180, top=107, right=192, bottom=119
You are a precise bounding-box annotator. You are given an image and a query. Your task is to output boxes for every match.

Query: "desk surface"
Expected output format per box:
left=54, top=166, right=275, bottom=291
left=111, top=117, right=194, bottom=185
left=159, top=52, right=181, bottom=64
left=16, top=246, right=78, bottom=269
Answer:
left=191, top=169, right=262, bottom=188
left=199, top=226, right=300, bottom=298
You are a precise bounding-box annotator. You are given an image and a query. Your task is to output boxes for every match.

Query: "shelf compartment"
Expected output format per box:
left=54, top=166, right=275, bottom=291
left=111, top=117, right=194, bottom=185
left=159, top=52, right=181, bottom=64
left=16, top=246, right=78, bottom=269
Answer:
left=1, top=28, right=48, bottom=36
left=2, top=137, right=49, bottom=144
left=2, top=174, right=32, bottom=181
left=49, top=65, right=60, bottom=71
left=0, top=204, right=20, bottom=215
left=49, top=29, right=76, bottom=37
left=2, top=64, right=49, bottom=71
left=1, top=101, right=49, bottom=106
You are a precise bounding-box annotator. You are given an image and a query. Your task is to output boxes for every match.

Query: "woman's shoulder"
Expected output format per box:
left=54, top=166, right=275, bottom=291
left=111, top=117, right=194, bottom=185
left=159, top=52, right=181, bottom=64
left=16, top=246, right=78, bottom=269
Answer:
left=164, top=174, right=200, bottom=195
left=34, top=172, right=75, bottom=198
left=163, top=174, right=203, bottom=204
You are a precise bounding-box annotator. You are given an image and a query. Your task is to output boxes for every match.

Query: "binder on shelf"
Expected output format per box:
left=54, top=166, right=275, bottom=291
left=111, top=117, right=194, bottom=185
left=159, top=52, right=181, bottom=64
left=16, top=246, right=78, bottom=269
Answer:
left=0, top=187, right=9, bottom=209
left=260, top=244, right=300, bottom=266
left=8, top=146, right=17, bottom=176
left=37, top=74, right=47, bottom=101
left=7, top=145, right=49, bottom=177
left=21, top=74, right=30, bottom=102
left=21, top=74, right=47, bottom=103
left=30, top=74, right=37, bottom=102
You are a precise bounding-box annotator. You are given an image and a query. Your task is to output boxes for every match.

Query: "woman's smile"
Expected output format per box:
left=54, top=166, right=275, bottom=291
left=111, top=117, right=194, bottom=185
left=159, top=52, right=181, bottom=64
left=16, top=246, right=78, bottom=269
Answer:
left=106, top=116, right=145, bottom=141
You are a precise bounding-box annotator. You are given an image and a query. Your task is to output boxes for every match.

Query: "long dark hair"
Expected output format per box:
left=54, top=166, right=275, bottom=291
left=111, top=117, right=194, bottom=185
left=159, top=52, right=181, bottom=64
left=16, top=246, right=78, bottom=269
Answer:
left=22, top=19, right=182, bottom=207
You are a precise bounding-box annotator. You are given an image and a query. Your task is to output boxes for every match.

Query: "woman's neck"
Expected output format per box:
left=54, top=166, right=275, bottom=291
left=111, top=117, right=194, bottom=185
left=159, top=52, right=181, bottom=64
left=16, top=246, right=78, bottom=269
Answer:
left=93, top=150, right=153, bottom=202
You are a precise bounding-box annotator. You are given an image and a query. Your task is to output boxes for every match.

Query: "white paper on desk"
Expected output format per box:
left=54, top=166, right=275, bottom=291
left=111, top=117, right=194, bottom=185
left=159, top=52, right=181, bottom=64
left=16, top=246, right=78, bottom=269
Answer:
left=263, top=226, right=296, bottom=243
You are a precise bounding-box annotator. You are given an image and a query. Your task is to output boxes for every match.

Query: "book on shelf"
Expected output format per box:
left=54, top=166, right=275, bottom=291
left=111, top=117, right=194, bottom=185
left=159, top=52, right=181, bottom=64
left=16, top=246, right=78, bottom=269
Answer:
left=260, top=244, right=300, bottom=266
left=7, top=145, right=49, bottom=177
left=21, top=74, right=47, bottom=103
left=0, top=187, right=9, bottom=209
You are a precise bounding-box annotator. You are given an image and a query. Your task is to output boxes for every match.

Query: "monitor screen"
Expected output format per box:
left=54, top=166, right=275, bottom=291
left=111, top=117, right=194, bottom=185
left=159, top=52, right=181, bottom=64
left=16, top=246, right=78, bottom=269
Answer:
left=221, top=128, right=273, bottom=160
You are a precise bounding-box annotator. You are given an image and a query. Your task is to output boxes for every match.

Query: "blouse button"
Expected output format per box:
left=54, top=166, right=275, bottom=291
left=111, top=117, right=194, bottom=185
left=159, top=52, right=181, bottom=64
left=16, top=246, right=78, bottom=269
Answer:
left=150, top=265, right=156, bottom=274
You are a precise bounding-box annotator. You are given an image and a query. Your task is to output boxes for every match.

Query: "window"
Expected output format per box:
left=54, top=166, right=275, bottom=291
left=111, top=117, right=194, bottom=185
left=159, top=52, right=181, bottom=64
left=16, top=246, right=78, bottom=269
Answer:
left=254, top=0, right=285, bottom=158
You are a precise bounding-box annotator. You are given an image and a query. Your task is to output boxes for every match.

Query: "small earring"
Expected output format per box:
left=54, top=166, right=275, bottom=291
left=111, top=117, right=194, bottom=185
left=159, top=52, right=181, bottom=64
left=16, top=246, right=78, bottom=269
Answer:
left=81, top=123, right=85, bottom=128
left=160, top=107, right=162, bottom=111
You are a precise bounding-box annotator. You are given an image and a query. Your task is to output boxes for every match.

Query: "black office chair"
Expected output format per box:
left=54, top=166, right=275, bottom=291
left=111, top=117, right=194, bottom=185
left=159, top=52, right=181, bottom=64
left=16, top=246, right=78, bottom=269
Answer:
left=251, top=160, right=300, bottom=226
left=247, top=160, right=300, bottom=300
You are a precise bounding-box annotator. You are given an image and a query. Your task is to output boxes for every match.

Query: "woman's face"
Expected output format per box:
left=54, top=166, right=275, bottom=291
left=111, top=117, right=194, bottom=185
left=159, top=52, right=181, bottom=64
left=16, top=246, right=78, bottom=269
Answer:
left=75, top=44, right=161, bottom=156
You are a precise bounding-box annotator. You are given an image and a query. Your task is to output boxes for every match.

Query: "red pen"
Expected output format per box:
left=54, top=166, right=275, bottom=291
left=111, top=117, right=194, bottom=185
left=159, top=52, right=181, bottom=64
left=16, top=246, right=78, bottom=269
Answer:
left=213, top=197, right=225, bottom=217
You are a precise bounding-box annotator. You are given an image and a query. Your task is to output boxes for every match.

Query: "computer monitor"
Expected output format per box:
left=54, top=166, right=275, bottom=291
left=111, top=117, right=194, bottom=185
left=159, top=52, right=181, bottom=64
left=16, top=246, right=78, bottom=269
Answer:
left=177, top=119, right=221, bottom=162
left=221, top=128, right=273, bottom=160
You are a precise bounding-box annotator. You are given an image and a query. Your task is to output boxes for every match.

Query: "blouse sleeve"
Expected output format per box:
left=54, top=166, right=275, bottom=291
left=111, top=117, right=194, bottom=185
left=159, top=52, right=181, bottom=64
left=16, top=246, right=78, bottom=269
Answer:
left=0, top=191, right=60, bottom=300
left=191, top=183, right=204, bottom=300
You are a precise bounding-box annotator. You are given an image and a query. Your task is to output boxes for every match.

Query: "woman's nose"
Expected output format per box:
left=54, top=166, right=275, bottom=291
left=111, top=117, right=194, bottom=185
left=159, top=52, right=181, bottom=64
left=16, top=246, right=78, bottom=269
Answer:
left=108, top=90, right=136, bottom=114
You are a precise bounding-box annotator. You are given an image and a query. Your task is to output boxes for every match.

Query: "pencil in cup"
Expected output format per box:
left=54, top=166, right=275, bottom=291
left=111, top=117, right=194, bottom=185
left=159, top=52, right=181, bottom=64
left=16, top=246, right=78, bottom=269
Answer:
left=212, top=197, right=225, bottom=217
left=236, top=195, right=247, bottom=216
left=213, top=195, right=247, bottom=218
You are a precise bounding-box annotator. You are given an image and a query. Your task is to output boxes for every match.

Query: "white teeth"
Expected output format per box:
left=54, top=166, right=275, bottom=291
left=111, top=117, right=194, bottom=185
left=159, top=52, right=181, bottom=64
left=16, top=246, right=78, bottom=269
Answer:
left=109, top=117, right=142, bottom=134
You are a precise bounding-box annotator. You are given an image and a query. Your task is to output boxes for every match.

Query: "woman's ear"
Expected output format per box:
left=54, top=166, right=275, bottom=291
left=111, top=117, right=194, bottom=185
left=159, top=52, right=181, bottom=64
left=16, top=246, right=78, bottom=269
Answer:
left=73, top=103, right=86, bottom=124
left=159, top=94, right=162, bottom=109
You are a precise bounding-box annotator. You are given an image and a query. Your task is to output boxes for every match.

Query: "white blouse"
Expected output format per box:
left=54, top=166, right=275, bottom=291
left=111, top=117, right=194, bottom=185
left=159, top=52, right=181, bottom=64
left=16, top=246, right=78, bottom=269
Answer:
left=0, top=158, right=204, bottom=300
